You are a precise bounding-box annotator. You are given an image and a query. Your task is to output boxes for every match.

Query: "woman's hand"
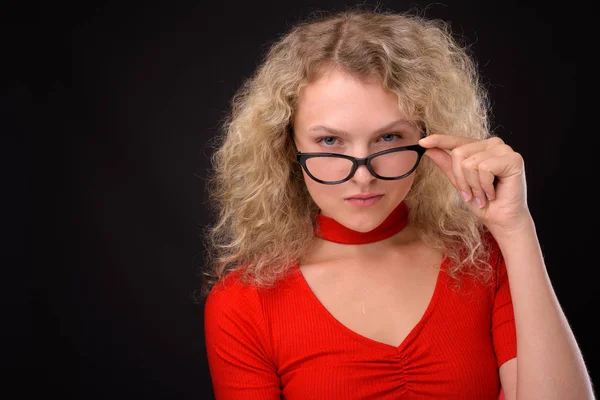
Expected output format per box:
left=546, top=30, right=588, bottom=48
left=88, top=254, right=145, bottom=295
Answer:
left=418, top=134, right=531, bottom=236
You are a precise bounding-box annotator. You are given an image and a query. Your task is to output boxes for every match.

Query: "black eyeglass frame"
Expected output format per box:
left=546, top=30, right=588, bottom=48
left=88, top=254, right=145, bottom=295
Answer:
left=296, top=143, right=427, bottom=185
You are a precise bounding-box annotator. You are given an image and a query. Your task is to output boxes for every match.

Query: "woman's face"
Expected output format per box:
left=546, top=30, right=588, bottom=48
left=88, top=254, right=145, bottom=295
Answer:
left=293, top=67, right=422, bottom=232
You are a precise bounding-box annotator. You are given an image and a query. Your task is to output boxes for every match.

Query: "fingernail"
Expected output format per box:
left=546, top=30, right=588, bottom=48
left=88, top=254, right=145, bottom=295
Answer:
left=475, top=197, right=483, bottom=208
left=461, top=191, right=470, bottom=201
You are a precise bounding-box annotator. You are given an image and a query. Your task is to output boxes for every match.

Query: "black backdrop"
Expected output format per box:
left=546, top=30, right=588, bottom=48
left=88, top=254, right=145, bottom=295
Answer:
left=6, top=0, right=594, bottom=398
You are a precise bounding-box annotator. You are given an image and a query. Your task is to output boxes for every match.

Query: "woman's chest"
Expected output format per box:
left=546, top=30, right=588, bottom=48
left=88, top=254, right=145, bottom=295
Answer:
left=274, top=295, right=498, bottom=400
left=264, top=259, right=498, bottom=399
left=297, top=248, right=444, bottom=348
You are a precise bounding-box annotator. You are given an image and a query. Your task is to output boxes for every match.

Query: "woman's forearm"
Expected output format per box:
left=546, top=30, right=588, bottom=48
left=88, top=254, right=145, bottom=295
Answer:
left=492, top=215, right=594, bottom=400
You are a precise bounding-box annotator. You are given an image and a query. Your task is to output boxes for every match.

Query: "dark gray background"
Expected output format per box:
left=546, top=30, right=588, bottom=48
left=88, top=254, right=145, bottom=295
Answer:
left=5, top=0, right=592, bottom=398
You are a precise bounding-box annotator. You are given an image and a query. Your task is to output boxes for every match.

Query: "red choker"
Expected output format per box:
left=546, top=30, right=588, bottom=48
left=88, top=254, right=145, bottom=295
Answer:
left=314, top=201, right=410, bottom=245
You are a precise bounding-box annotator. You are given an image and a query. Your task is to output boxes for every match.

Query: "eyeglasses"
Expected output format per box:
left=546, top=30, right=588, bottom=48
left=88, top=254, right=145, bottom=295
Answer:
left=296, top=144, right=426, bottom=185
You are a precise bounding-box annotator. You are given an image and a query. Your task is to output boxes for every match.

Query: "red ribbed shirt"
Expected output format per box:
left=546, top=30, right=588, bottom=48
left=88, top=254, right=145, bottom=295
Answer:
left=205, top=203, right=516, bottom=400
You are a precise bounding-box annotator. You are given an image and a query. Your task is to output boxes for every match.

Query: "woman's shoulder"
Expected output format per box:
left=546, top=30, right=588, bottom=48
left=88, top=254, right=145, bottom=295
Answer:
left=203, top=267, right=277, bottom=358
left=446, top=230, right=506, bottom=287
left=203, top=268, right=269, bottom=332
left=205, top=268, right=255, bottom=302
left=204, top=265, right=298, bottom=313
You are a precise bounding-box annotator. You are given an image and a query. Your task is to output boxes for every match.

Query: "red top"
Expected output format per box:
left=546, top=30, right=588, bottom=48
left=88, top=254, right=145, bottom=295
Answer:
left=204, top=202, right=516, bottom=399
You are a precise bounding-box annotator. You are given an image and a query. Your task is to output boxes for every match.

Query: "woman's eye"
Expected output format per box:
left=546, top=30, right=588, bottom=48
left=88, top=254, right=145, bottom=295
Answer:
left=317, top=134, right=402, bottom=146
left=319, top=137, right=338, bottom=146
left=380, top=133, right=402, bottom=142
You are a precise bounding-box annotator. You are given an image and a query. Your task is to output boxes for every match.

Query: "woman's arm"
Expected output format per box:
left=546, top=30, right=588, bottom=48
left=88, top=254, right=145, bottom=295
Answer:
left=418, top=134, right=594, bottom=399
left=494, top=215, right=594, bottom=400
left=204, top=276, right=281, bottom=400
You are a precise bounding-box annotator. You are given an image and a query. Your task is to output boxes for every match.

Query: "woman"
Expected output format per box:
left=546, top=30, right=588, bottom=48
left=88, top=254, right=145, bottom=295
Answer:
left=201, top=9, right=593, bottom=400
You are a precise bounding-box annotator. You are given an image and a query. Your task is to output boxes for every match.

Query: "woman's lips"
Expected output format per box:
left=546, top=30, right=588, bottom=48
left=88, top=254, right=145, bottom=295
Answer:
left=345, top=195, right=384, bottom=207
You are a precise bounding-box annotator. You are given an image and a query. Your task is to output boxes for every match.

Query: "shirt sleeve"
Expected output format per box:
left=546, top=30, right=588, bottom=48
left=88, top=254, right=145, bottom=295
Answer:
left=204, top=273, right=281, bottom=400
left=490, top=241, right=518, bottom=368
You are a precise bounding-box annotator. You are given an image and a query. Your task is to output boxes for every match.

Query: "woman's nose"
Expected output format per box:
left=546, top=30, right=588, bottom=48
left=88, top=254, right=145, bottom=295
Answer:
left=351, top=163, right=376, bottom=183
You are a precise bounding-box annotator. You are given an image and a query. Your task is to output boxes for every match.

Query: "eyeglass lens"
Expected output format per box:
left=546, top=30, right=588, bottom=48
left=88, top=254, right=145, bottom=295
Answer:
left=305, top=150, right=418, bottom=182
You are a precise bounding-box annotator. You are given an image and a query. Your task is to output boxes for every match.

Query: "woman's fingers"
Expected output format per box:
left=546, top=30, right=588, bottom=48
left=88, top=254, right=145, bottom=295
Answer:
left=461, top=143, right=513, bottom=207
left=420, top=135, right=510, bottom=207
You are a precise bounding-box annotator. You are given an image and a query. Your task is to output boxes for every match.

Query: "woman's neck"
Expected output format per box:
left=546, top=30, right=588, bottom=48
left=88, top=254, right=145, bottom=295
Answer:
left=302, top=224, right=421, bottom=266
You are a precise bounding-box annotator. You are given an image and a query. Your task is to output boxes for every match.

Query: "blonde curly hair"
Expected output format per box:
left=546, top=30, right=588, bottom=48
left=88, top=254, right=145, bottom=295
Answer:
left=199, top=8, right=497, bottom=299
